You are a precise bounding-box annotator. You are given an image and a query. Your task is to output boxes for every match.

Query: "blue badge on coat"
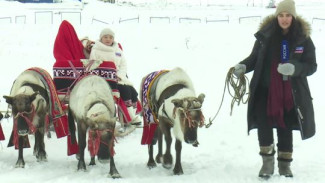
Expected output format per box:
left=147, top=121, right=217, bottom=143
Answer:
left=294, top=47, right=304, bottom=53
left=115, top=52, right=121, bottom=57
left=281, top=40, right=289, bottom=63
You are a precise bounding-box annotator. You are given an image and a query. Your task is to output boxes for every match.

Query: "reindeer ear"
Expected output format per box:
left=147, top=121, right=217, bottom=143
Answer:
left=3, top=95, right=13, bottom=105
left=171, top=99, right=183, bottom=108
left=198, top=93, right=205, bottom=104
left=29, top=93, right=38, bottom=102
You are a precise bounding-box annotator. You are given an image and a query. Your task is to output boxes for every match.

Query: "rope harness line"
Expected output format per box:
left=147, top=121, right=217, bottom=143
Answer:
left=205, top=67, right=250, bottom=128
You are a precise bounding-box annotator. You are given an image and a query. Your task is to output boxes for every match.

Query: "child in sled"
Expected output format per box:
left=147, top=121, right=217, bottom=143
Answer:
left=87, top=28, right=142, bottom=128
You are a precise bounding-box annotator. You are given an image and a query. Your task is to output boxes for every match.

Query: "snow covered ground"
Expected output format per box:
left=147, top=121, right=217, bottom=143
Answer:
left=0, top=0, right=324, bottom=182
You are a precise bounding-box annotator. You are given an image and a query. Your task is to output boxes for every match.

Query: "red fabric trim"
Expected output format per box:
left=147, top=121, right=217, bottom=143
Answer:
left=136, top=100, right=142, bottom=114
left=117, top=98, right=132, bottom=123
left=67, top=134, right=79, bottom=156
left=118, top=43, right=123, bottom=51
left=0, top=123, right=5, bottom=140
left=53, top=115, right=69, bottom=138
left=88, top=130, right=101, bottom=157
left=88, top=129, right=115, bottom=157
left=141, top=123, right=158, bottom=145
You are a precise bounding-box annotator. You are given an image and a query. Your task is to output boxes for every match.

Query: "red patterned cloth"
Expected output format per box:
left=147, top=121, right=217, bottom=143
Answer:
left=140, top=70, right=169, bottom=145
left=0, top=123, right=5, bottom=140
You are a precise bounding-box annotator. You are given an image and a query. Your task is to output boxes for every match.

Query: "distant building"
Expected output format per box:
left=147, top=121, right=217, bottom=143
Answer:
left=267, top=0, right=276, bottom=8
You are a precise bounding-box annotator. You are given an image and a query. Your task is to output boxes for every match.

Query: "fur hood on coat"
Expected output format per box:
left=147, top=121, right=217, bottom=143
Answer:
left=255, top=15, right=312, bottom=45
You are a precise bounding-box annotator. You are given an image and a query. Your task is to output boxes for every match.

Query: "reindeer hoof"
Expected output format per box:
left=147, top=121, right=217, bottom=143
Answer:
left=78, top=160, right=87, bottom=171
left=147, top=161, right=157, bottom=169
left=173, top=164, right=184, bottom=175
left=173, top=169, right=184, bottom=175
left=15, top=159, right=25, bottom=168
left=163, top=163, right=173, bottom=169
left=36, top=150, right=47, bottom=162
left=110, top=169, right=121, bottom=179
left=162, top=154, right=173, bottom=169
left=110, top=173, right=121, bottom=179
left=155, top=154, right=163, bottom=164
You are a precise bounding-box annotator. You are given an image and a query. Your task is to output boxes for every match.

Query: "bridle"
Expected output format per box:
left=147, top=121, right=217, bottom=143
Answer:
left=173, top=107, right=205, bottom=128
left=14, top=104, right=37, bottom=134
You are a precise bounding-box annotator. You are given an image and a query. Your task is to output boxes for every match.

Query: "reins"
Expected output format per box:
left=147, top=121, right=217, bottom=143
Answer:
left=205, top=67, right=250, bottom=128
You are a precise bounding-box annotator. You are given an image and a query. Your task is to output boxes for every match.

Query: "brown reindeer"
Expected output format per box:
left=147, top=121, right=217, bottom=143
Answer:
left=68, top=75, right=120, bottom=178
left=3, top=70, right=49, bottom=168
left=141, top=67, right=205, bottom=175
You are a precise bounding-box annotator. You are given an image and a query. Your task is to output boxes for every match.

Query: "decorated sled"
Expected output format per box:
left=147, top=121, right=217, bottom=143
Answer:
left=52, top=20, right=141, bottom=155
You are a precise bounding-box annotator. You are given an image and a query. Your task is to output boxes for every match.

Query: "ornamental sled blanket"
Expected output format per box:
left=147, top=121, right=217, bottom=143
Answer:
left=140, top=70, right=169, bottom=145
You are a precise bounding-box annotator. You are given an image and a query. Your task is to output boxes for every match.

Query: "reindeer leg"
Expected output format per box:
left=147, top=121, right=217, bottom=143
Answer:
left=155, top=127, right=163, bottom=164
left=77, top=123, right=87, bottom=171
left=173, top=139, right=183, bottom=175
left=16, top=136, right=25, bottom=168
left=161, top=123, right=173, bottom=169
left=35, top=129, right=47, bottom=162
left=108, top=132, right=121, bottom=178
left=147, top=144, right=156, bottom=168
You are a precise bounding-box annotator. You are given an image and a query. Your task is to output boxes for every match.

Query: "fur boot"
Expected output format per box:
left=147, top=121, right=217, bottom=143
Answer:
left=259, top=144, right=275, bottom=179
left=278, top=151, right=293, bottom=177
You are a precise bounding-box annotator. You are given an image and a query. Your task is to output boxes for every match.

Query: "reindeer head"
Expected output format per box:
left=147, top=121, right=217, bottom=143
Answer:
left=3, top=93, right=38, bottom=136
left=172, top=93, right=205, bottom=144
left=3, top=93, right=37, bottom=114
left=85, top=102, right=117, bottom=131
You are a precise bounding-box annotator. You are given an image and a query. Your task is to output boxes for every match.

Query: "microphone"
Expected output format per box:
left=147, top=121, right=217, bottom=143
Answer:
left=281, top=40, right=289, bottom=81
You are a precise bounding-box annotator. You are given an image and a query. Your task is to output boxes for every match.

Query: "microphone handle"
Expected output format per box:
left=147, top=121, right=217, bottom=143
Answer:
left=283, top=75, right=288, bottom=81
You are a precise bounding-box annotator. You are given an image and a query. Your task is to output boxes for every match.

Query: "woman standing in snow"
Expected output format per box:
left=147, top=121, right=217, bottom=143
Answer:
left=89, top=28, right=141, bottom=127
left=232, top=0, right=317, bottom=178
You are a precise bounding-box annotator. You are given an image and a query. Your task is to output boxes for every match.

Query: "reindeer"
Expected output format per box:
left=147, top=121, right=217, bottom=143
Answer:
left=68, top=75, right=120, bottom=178
left=141, top=67, right=205, bottom=175
left=3, top=70, right=49, bottom=168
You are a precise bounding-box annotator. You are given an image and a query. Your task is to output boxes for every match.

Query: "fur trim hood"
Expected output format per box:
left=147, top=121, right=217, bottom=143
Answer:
left=255, top=15, right=311, bottom=43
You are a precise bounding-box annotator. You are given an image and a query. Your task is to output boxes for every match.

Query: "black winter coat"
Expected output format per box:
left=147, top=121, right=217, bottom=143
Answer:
left=240, top=15, right=317, bottom=140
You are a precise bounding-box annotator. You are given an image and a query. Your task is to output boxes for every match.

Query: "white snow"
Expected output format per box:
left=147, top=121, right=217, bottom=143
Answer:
left=0, top=0, right=324, bottom=182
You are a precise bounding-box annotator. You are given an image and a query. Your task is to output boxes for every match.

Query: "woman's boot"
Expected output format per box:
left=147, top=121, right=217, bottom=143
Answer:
left=259, top=144, right=275, bottom=179
left=278, top=151, right=293, bottom=177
